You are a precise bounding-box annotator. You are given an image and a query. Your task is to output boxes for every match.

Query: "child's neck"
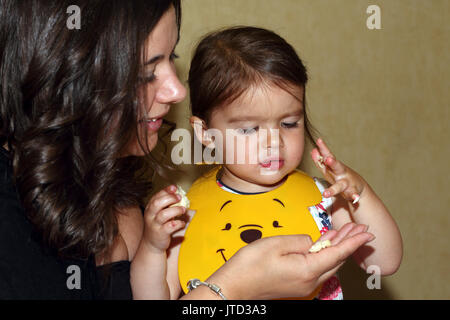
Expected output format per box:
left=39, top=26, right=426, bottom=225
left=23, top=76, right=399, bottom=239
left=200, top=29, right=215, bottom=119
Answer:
left=218, top=166, right=287, bottom=193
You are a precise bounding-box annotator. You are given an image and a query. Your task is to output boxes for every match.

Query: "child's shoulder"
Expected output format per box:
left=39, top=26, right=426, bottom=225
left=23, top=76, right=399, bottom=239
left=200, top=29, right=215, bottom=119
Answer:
left=187, top=166, right=221, bottom=194
left=292, top=169, right=329, bottom=188
left=292, top=169, right=333, bottom=206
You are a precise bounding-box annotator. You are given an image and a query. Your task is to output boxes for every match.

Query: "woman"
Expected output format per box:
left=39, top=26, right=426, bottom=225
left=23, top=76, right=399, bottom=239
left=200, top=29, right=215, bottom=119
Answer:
left=0, top=0, right=373, bottom=299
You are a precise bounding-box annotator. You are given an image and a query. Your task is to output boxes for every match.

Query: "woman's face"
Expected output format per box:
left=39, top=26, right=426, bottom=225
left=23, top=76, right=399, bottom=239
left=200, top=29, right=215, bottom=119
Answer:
left=125, top=6, right=186, bottom=156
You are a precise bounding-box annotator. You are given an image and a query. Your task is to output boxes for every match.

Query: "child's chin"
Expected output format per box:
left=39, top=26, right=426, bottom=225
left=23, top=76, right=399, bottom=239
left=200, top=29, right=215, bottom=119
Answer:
left=256, top=170, right=287, bottom=185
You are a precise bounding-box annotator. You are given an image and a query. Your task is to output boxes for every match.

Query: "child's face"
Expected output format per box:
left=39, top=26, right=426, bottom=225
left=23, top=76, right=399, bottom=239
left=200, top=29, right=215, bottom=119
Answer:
left=208, top=84, right=305, bottom=191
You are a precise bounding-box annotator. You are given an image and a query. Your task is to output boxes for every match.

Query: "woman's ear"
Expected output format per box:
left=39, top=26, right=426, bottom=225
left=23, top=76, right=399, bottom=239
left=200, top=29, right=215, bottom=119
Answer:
left=190, top=116, right=215, bottom=149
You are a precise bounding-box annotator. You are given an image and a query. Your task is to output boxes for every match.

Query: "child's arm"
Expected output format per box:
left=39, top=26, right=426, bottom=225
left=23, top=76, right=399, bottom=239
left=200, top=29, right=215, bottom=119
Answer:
left=311, top=139, right=403, bottom=276
left=130, top=185, right=186, bottom=299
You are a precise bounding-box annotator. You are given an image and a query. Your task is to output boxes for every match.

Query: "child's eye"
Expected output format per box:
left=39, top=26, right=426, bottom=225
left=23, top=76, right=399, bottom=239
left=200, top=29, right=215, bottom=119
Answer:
left=236, top=127, right=258, bottom=135
left=281, top=122, right=299, bottom=129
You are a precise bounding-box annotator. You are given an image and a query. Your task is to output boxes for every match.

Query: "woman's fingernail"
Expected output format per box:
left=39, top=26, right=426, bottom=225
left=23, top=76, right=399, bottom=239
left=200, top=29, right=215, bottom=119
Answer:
left=352, top=194, right=360, bottom=204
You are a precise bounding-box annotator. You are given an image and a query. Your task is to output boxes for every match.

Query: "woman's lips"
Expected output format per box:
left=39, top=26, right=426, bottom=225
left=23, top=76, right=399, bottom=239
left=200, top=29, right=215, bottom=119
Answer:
left=144, top=118, right=163, bottom=131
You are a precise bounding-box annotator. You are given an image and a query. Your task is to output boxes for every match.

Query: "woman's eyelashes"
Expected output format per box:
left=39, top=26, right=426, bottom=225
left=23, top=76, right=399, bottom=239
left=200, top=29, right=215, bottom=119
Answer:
left=139, top=52, right=179, bottom=83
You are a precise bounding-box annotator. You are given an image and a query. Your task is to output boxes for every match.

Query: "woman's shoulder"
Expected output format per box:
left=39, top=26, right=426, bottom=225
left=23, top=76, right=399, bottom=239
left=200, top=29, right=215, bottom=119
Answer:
left=116, top=206, right=144, bottom=260
left=96, top=206, right=144, bottom=266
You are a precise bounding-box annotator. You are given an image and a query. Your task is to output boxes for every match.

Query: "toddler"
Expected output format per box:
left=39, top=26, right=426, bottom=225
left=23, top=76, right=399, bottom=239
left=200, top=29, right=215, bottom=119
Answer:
left=145, top=26, right=402, bottom=300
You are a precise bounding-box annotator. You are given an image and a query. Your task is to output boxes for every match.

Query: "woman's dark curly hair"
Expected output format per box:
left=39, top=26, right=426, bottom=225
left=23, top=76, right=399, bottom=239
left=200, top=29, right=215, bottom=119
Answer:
left=0, top=0, right=181, bottom=259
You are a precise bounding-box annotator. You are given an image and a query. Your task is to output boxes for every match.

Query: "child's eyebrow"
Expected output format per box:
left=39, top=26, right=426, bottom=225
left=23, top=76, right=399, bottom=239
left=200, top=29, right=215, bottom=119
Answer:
left=228, top=109, right=303, bottom=123
left=228, top=116, right=261, bottom=123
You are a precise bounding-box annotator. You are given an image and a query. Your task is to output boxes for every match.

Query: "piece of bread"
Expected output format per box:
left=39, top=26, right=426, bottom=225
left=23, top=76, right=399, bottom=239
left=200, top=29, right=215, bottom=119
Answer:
left=170, top=186, right=190, bottom=209
left=309, top=240, right=331, bottom=253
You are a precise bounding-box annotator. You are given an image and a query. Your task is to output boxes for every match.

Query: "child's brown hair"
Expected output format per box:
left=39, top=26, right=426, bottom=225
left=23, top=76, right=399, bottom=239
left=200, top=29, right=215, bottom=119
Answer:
left=188, top=26, right=318, bottom=145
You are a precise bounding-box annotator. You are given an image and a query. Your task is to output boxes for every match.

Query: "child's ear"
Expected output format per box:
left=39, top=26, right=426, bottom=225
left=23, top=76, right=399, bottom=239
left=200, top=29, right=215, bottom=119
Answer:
left=190, top=116, right=215, bottom=149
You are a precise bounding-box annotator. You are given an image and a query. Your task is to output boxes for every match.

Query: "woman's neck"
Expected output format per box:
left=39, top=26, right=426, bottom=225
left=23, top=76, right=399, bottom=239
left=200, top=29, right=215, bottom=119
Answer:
left=218, top=166, right=287, bottom=194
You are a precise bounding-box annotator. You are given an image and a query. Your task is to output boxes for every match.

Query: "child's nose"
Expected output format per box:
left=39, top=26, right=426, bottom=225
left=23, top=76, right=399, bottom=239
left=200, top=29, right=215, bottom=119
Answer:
left=262, top=128, right=282, bottom=149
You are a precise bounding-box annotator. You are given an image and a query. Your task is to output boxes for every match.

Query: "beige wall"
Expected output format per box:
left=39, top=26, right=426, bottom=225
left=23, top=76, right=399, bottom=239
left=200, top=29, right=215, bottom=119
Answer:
left=155, top=0, right=450, bottom=299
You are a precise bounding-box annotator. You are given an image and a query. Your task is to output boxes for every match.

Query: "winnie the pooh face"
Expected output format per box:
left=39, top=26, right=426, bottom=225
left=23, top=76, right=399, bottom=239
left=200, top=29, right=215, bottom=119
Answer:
left=178, top=167, right=323, bottom=300
left=214, top=197, right=305, bottom=262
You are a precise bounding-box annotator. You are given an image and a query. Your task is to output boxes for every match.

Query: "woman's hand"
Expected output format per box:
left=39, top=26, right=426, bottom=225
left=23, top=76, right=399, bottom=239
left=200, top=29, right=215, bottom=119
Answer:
left=183, top=223, right=374, bottom=300
left=311, top=138, right=366, bottom=204
left=143, top=185, right=187, bottom=252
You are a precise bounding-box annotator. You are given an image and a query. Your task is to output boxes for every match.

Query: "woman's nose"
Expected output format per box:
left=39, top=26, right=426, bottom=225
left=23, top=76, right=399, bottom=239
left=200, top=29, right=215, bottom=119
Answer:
left=156, top=73, right=187, bottom=104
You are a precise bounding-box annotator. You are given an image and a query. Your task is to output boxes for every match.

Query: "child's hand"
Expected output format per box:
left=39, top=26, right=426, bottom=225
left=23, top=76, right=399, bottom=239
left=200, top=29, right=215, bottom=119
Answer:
left=311, top=138, right=366, bottom=204
left=143, top=185, right=187, bottom=252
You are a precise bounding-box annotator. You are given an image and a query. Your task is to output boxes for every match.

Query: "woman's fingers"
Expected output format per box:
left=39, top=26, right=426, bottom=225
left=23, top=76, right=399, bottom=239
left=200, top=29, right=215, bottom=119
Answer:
left=315, top=232, right=375, bottom=285
left=306, top=231, right=374, bottom=283
left=257, top=234, right=314, bottom=255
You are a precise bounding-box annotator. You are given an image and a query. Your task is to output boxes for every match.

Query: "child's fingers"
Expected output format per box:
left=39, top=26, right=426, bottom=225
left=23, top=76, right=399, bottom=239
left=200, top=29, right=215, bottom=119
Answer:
left=163, top=219, right=186, bottom=234
left=311, top=149, right=326, bottom=172
left=150, top=185, right=178, bottom=201
left=155, top=206, right=186, bottom=225
left=323, top=155, right=346, bottom=176
left=145, top=193, right=181, bottom=218
left=323, top=179, right=349, bottom=198
left=311, top=149, right=336, bottom=183
left=316, top=138, right=334, bottom=160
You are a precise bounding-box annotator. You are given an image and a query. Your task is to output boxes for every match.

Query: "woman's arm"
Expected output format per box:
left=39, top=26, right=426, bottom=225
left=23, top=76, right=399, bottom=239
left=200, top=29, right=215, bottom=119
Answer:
left=181, top=224, right=374, bottom=300
left=131, top=186, right=375, bottom=300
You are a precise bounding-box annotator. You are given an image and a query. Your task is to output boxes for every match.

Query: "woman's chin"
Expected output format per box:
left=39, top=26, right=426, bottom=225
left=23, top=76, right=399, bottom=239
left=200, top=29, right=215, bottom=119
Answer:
left=121, top=135, right=158, bottom=157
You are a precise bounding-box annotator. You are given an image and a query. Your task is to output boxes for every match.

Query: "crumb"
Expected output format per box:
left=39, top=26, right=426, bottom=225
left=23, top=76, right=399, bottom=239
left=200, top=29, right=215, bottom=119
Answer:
left=309, top=240, right=332, bottom=253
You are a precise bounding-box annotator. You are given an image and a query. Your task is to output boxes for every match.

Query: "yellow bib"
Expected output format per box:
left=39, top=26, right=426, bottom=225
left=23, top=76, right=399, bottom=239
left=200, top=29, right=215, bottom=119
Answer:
left=178, top=166, right=323, bottom=299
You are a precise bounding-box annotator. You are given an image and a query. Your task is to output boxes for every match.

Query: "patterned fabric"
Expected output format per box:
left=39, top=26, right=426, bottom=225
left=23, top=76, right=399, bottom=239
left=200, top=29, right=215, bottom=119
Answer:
left=216, top=175, right=344, bottom=300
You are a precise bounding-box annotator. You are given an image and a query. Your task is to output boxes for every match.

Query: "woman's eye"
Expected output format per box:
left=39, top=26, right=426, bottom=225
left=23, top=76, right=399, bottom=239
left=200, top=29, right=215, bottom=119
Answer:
left=281, top=122, right=299, bottom=129
left=222, top=223, right=232, bottom=231
left=139, top=74, right=156, bottom=83
left=170, top=52, right=179, bottom=61
left=273, top=220, right=283, bottom=228
left=236, top=127, right=258, bottom=135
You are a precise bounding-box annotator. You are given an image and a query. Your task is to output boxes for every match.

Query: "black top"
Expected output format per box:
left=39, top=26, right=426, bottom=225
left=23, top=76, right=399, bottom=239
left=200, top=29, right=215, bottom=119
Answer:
left=0, top=147, right=132, bottom=300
